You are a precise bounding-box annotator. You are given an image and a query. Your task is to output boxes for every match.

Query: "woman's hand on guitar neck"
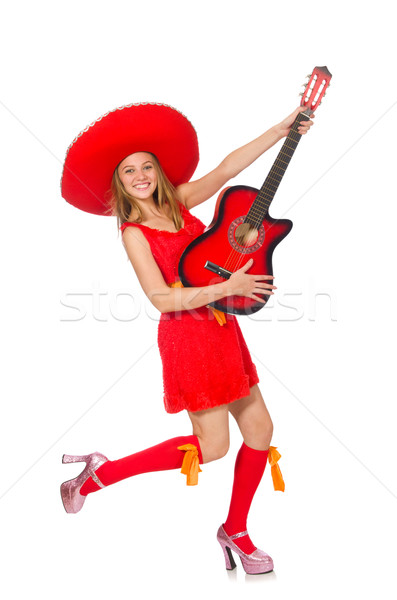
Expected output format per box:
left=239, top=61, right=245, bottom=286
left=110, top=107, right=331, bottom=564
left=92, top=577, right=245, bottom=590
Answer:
left=276, top=107, right=315, bottom=138
left=221, top=258, right=277, bottom=304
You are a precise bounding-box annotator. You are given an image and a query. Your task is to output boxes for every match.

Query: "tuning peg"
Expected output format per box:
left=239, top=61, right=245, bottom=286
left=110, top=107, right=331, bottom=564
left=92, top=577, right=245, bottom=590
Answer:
left=299, top=92, right=304, bottom=96
left=306, top=74, right=312, bottom=78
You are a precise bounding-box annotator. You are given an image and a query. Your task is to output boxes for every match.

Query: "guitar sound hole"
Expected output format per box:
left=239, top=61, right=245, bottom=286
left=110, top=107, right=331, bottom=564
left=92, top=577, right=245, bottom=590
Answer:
left=234, top=223, right=259, bottom=247
left=228, top=216, right=265, bottom=254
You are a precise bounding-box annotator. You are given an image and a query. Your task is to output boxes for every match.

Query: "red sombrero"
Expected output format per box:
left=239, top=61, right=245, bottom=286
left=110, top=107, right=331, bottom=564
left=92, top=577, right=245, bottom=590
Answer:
left=61, top=102, right=199, bottom=215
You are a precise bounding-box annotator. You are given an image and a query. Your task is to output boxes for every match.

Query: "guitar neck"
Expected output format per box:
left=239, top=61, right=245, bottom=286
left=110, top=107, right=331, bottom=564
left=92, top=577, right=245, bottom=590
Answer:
left=246, top=109, right=311, bottom=226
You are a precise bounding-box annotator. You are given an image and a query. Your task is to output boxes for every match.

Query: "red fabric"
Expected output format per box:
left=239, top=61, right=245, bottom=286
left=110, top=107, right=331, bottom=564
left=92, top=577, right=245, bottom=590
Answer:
left=223, top=443, right=269, bottom=554
left=80, top=435, right=203, bottom=496
left=120, top=201, right=259, bottom=414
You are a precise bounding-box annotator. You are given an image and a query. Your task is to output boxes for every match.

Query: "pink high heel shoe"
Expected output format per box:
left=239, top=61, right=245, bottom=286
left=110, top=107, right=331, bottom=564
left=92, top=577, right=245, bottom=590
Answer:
left=60, top=452, right=108, bottom=514
left=217, top=525, right=274, bottom=574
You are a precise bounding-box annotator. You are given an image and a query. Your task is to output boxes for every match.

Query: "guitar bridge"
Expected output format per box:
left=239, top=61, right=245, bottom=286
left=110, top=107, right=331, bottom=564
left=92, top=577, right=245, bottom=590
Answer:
left=204, top=261, right=232, bottom=280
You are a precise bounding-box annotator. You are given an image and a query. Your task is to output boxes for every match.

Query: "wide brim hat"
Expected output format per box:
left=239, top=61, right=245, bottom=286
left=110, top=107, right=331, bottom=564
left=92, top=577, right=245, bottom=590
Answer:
left=61, top=102, right=199, bottom=216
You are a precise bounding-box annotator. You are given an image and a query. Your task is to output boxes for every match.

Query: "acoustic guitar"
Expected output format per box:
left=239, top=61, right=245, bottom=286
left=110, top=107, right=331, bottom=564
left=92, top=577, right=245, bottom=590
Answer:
left=178, top=65, right=332, bottom=315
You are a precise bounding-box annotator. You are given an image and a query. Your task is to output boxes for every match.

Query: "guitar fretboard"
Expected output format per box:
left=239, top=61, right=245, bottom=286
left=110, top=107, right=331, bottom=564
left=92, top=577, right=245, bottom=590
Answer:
left=245, top=110, right=311, bottom=228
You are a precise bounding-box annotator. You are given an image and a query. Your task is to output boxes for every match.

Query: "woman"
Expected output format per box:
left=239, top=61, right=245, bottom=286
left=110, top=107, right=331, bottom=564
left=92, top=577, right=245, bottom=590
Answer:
left=60, top=102, right=313, bottom=574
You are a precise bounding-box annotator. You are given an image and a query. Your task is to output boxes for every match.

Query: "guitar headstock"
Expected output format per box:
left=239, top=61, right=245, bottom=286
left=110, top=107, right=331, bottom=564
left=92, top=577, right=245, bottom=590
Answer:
left=300, top=66, right=332, bottom=112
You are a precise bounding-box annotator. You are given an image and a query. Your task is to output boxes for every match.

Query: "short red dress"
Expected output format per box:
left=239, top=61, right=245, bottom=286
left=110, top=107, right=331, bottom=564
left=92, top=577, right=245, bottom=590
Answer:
left=120, top=201, right=259, bottom=414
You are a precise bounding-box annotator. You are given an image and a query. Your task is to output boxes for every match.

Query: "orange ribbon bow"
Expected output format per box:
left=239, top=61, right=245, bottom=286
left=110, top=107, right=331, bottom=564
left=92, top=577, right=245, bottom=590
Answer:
left=169, top=280, right=227, bottom=326
left=268, top=446, right=285, bottom=492
left=177, top=443, right=202, bottom=486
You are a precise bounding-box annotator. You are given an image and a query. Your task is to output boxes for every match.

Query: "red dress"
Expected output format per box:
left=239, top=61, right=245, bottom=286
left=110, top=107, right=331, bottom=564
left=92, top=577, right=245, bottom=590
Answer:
left=120, top=201, right=259, bottom=414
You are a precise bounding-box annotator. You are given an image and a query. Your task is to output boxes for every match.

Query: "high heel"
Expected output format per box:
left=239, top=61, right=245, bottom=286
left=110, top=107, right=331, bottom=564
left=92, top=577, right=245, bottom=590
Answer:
left=60, top=452, right=108, bottom=514
left=216, top=525, right=274, bottom=574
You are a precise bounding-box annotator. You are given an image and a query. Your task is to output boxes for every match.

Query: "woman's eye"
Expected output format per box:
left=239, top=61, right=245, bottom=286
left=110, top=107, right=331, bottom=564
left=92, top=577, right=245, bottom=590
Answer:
left=144, top=165, right=152, bottom=170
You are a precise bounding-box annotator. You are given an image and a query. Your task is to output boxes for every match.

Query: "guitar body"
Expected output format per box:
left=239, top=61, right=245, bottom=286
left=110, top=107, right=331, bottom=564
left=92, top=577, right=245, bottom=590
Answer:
left=178, top=185, right=292, bottom=315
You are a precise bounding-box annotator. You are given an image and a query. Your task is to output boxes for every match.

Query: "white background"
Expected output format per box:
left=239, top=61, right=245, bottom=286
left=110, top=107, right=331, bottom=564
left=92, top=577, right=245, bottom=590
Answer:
left=1, top=0, right=396, bottom=598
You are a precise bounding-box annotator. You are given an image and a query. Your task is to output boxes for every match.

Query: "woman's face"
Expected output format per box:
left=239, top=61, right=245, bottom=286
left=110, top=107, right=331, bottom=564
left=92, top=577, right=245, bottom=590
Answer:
left=117, top=152, right=158, bottom=201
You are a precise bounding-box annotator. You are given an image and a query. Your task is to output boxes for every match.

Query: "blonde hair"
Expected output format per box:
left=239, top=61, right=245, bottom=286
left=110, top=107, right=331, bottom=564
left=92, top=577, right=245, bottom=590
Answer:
left=109, top=153, right=183, bottom=233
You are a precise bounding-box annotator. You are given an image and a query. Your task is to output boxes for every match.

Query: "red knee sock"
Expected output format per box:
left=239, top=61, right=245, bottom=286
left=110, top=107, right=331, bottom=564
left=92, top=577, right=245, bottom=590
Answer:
left=80, top=435, right=203, bottom=496
left=223, top=442, right=269, bottom=554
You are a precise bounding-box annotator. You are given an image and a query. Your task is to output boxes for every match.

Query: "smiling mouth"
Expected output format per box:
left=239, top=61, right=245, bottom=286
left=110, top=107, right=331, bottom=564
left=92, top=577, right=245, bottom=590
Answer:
left=134, top=183, right=150, bottom=190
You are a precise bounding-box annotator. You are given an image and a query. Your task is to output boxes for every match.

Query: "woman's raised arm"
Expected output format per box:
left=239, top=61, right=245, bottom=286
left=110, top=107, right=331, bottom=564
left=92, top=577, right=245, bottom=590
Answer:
left=176, top=106, right=314, bottom=211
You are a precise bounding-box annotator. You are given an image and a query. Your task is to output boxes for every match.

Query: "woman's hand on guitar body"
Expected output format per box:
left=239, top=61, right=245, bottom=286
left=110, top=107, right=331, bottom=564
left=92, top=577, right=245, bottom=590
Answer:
left=276, top=107, right=315, bottom=138
left=223, top=258, right=277, bottom=304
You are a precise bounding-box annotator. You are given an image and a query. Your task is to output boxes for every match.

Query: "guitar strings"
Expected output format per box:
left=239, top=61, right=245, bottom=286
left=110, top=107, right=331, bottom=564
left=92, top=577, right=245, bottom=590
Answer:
left=224, top=124, right=301, bottom=275
left=248, top=129, right=303, bottom=222
left=216, top=104, right=320, bottom=301
left=220, top=117, right=303, bottom=283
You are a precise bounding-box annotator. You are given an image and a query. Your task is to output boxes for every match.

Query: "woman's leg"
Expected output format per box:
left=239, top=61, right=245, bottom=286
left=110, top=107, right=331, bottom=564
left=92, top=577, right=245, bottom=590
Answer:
left=223, top=384, right=273, bottom=554
left=79, top=434, right=202, bottom=495
left=228, top=384, right=273, bottom=450
left=187, top=403, right=231, bottom=463
left=79, top=404, right=230, bottom=496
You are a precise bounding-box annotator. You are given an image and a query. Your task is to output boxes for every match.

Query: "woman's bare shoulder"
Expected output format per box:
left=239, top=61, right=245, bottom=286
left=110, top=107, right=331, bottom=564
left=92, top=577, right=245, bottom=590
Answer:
left=121, top=223, right=151, bottom=250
